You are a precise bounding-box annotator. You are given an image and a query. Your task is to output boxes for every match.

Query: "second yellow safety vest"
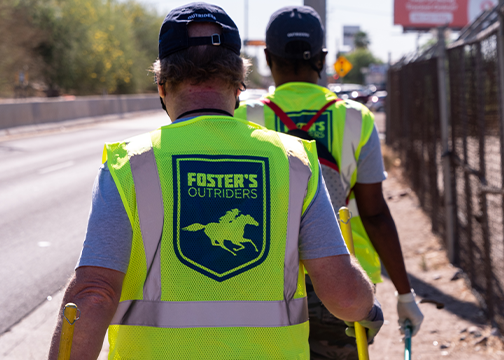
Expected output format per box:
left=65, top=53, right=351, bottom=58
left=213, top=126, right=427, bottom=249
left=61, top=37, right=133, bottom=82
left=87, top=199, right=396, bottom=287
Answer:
left=236, top=82, right=382, bottom=283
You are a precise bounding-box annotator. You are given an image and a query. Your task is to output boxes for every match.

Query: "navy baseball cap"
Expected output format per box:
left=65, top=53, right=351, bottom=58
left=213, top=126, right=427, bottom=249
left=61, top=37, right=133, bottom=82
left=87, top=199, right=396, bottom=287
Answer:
left=266, top=6, right=324, bottom=60
left=158, top=2, right=241, bottom=60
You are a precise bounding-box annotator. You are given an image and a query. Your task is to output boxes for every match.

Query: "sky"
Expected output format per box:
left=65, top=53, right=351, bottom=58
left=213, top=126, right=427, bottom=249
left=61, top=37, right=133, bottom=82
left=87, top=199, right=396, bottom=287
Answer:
left=138, top=0, right=437, bottom=75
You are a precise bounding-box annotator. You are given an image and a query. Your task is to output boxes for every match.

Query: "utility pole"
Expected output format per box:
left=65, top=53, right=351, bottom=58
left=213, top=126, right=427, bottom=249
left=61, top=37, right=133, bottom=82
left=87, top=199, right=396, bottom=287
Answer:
left=437, top=26, right=455, bottom=263
left=304, top=0, right=327, bottom=87
left=244, top=0, right=249, bottom=44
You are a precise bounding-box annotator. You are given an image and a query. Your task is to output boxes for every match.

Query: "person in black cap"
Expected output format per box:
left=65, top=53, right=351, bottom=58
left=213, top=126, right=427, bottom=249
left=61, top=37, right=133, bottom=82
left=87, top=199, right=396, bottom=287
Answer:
left=48, top=3, right=381, bottom=359
left=236, top=5, right=423, bottom=360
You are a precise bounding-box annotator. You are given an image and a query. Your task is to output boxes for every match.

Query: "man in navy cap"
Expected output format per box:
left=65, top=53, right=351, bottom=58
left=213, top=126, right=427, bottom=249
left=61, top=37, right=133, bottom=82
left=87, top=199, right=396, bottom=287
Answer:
left=236, top=5, right=423, bottom=359
left=48, top=3, right=382, bottom=359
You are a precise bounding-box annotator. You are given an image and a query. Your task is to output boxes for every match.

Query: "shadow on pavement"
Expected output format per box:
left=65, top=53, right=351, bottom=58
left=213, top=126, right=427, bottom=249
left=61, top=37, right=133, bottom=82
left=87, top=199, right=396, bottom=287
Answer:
left=381, top=267, right=486, bottom=326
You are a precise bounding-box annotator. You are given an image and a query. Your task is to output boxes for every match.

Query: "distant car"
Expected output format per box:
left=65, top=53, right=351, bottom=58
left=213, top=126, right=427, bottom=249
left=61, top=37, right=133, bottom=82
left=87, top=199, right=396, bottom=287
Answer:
left=327, top=83, right=371, bottom=104
left=366, top=90, right=387, bottom=112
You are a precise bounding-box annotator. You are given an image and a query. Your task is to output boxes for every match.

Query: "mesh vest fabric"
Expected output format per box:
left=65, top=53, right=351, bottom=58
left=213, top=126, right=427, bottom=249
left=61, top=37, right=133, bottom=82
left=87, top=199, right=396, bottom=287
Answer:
left=103, top=116, right=320, bottom=359
left=236, top=83, right=382, bottom=283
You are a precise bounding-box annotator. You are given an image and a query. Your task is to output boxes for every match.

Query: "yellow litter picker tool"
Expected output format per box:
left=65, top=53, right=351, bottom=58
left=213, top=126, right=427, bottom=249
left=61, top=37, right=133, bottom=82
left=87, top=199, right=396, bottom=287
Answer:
left=338, top=207, right=369, bottom=360
left=57, top=303, right=80, bottom=360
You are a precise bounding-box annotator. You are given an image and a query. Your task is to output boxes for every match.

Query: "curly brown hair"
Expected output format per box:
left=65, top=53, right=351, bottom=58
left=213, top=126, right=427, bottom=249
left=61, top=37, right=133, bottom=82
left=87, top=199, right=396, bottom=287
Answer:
left=152, top=45, right=249, bottom=92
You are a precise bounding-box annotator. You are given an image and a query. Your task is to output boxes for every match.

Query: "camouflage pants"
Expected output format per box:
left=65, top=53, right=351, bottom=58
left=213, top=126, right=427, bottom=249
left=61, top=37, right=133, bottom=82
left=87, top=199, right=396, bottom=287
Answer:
left=307, top=275, right=373, bottom=360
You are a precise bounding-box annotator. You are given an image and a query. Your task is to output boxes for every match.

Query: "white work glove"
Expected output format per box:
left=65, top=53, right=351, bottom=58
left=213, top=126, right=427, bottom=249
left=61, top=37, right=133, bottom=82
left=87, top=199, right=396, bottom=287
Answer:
left=396, top=290, right=424, bottom=337
left=345, top=297, right=384, bottom=344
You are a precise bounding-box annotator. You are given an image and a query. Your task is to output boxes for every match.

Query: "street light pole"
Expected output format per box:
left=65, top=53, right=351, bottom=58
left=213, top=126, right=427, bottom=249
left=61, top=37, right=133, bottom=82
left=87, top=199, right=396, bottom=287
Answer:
left=304, top=0, right=327, bottom=87
left=244, top=0, right=248, bottom=44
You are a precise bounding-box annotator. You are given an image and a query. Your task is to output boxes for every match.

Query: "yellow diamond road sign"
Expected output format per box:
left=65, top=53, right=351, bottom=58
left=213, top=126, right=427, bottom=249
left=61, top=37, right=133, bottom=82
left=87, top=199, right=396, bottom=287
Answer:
left=334, top=56, right=353, bottom=77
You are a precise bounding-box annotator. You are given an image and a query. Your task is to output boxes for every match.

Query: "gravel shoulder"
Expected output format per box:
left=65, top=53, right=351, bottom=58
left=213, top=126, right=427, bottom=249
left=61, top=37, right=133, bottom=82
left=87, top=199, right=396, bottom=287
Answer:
left=369, top=145, right=504, bottom=359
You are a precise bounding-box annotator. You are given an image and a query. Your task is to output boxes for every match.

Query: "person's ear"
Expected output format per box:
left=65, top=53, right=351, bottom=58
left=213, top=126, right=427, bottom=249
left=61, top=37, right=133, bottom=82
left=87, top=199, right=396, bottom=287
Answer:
left=319, top=50, right=328, bottom=68
left=158, top=83, right=166, bottom=98
left=264, top=49, right=272, bottom=68
left=235, top=82, right=246, bottom=109
left=158, top=84, right=168, bottom=114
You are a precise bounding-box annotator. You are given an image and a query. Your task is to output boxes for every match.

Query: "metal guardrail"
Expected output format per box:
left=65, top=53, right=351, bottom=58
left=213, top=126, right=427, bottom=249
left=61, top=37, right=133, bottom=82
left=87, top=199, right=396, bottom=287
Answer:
left=0, top=94, right=160, bottom=130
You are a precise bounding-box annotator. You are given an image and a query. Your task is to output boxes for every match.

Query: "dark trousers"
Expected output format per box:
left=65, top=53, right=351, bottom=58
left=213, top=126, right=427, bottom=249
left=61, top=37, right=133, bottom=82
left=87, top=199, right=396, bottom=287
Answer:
left=307, top=275, right=375, bottom=360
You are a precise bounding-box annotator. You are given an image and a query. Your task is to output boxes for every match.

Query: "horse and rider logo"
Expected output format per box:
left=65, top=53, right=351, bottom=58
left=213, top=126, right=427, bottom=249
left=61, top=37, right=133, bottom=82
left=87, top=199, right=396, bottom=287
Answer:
left=183, top=209, right=259, bottom=256
left=173, top=155, right=270, bottom=281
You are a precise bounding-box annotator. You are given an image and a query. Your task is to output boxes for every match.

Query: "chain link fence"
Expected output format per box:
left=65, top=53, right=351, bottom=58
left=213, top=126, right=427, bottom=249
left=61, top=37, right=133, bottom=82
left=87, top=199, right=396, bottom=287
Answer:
left=386, top=7, right=504, bottom=333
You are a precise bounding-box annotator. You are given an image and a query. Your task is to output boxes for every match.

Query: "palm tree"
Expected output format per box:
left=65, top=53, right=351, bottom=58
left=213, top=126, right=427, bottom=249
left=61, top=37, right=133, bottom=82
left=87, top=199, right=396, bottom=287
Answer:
left=354, top=31, right=370, bottom=49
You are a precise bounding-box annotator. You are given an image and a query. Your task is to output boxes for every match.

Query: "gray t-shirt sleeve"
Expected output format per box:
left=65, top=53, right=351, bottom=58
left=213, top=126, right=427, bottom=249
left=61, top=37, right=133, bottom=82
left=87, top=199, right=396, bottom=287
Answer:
left=299, top=166, right=350, bottom=260
left=356, top=125, right=387, bottom=184
left=77, top=163, right=132, bottom=273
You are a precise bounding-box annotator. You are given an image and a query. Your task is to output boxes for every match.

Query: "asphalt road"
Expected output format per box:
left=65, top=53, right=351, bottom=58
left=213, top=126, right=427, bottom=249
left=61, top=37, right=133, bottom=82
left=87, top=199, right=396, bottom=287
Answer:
left=0, top=111, right=168, bottom=335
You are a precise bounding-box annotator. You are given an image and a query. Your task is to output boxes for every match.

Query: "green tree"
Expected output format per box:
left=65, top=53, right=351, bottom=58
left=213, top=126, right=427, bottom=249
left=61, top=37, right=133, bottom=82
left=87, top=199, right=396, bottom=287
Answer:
left=335, top=31, right=383, bottom=84
left=353, top=31, right=370, bottom=49
left=117, top=1, right=162, bottom=93
left=343, top=48, right=383, bottom=84
left=0, top=0, right=46, bottom=96
left=4, top=0, right=163, bottom=96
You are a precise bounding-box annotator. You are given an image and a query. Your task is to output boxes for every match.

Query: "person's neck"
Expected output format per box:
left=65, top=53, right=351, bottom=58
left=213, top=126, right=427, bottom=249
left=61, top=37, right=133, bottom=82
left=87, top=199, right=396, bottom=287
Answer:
left=176, top=108, right=233, bottom=119
left=272, top=72, right=319, bottom=88
left=169, top=84, right=235, bottom=120
left=274, top=78, right=320, bottom=87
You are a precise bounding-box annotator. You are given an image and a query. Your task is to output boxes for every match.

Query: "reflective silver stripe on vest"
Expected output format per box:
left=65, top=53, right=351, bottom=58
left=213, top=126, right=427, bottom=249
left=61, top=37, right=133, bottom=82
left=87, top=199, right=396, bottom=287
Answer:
left=245, top=100, right=266, bottom=126
left=340, top=105, right=363, bottom=194
left=112, top=131, right=311, bottom=328
left=277, top=133, right=312, bottom=302
left=110, top=297, right=307, bottom=328
left=127, top=134, right=164, bottom=301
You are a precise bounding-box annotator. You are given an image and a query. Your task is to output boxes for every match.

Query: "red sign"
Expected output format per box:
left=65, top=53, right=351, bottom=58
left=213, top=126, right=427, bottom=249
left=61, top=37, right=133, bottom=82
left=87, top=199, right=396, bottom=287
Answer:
left=394, top=0, right=497, bottom=29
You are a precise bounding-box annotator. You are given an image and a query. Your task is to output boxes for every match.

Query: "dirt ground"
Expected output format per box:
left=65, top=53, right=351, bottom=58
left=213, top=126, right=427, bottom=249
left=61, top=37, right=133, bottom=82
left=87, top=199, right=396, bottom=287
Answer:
left=367, top=144, right=504, bottom=359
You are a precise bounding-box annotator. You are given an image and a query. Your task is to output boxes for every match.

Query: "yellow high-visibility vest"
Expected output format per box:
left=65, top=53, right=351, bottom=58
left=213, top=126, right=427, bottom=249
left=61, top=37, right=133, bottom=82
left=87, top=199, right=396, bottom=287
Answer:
left=103, top=115, right=320, bottom=359
left=236, top=82, right=381, bottom=283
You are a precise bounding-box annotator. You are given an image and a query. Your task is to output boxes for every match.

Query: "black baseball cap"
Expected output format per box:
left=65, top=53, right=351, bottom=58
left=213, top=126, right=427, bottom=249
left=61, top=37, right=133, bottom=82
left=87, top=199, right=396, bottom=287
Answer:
left=158, top=2, right=241, bottom=60
left=266, top=6, right=324, bottom=60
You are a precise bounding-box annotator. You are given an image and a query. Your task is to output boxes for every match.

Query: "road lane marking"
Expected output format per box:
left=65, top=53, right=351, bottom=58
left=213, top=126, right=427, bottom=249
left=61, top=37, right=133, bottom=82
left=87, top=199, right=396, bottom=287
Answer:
left=38, top=161, right=74, bottom=175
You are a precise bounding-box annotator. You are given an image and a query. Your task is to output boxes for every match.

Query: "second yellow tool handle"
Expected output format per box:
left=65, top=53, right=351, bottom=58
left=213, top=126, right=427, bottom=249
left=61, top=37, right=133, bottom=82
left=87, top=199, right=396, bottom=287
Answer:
left=339, top=207, right=370, bottom=360
left=57, top=303, right=79, bottom=360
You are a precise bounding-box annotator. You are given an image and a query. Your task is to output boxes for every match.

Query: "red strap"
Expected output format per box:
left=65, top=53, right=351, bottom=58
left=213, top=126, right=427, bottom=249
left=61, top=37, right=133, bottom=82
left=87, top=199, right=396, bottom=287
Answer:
left=261, top=98, right=340, bottom=132
left=260, top=99, right=298, bottom=130
left=345, top=188, right=354, bottom=206
left=301, top=99, right=338, bottom=131
left=262, top=97, right=351, bottom=202
left=319, top=158, right=339, bottom=172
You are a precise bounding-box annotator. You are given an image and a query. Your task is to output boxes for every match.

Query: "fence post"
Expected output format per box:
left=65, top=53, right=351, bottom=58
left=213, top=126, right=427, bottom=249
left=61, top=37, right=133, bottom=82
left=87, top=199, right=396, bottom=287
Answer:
left=436, top=27, right=456, bottom=262
left=498, top=2, right=504, bottom=111
left=496, top=0, right=504, bottom=333
left=385, top=68, right=392, bottom=145
left=497, top=2, right=504, bottom=217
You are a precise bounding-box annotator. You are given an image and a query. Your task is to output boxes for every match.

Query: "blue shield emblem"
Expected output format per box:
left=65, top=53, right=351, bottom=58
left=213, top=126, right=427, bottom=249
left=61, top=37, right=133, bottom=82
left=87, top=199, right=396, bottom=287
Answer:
left=173, top=155, right=270, bottom=281
left=274, top=109, right=333, bottom=152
